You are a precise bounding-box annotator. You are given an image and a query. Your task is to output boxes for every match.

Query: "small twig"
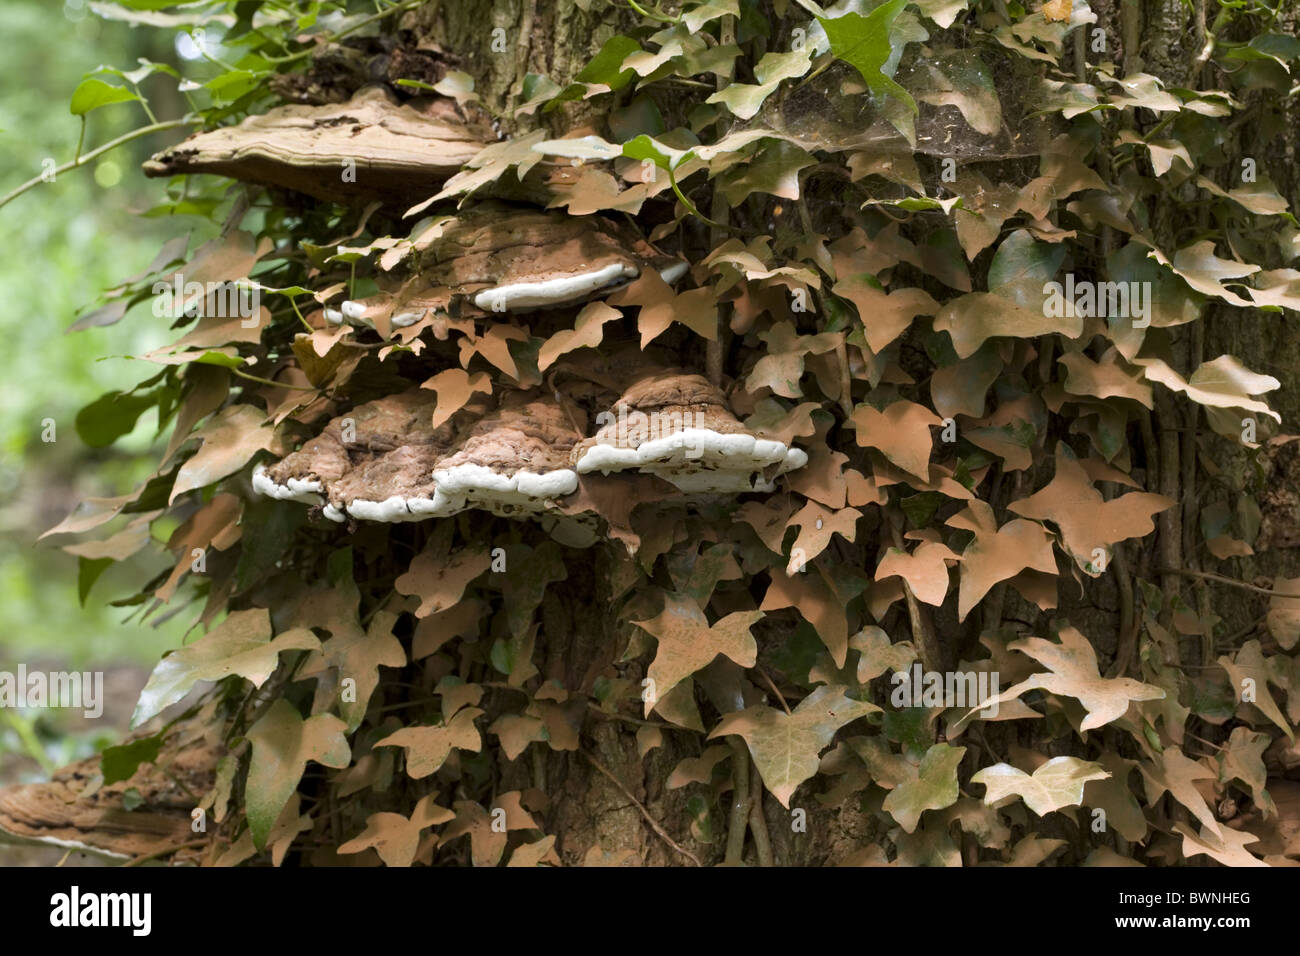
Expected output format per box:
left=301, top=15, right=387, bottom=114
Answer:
left=723, top=737, right=751, bottom=865
left=754, top=665, right=792, bottom=716
left=748, top=762, right=773, bottom=866
left=0, top=117, right=194, bottom=211
left=582, top=750, right=701, bottom=866
left=1155, top=567, right=1280, bottom=598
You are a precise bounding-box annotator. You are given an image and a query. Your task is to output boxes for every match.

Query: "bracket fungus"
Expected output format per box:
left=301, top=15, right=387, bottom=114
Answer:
left=255, top=355, right=809, bottom=525
left=573, top=367, right=808, bottom=493
left=143, top=87, right=490, bottom=206
left=320, top=203, right=688, bottom=329
left=0, top=727, right=216, bottom=862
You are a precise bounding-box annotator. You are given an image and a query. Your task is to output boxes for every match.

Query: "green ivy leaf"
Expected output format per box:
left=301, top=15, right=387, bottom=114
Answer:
left=70, top=78, right=141, bottom=116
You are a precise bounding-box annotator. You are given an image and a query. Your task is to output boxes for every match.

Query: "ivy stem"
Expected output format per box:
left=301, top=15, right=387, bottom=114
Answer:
left=0, top=117, right=194, bottom=212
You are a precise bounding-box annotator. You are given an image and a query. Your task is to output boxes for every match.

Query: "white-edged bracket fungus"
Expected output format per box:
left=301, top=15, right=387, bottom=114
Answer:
left=323, top=203, right=688, bottom=327
left=143, top=86, right=491, bottom=206
left=572, top=368, right=808, bottom=493
left=254, top=360, right=809, bottom=524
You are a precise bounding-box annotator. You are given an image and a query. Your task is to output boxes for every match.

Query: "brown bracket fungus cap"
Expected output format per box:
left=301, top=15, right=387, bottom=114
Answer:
left=0, top=726, right=216, bottom=861
left=319, top=203, right=689, bottom=330
left=572, top=367, right=808, bottom=493
left=143, top=86, right=490, bottom=206
left=254, top=388, right=468, bottom=522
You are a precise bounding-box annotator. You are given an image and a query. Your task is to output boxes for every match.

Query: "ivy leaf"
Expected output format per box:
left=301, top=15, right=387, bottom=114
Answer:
left=538, top=302, right=622, bottom=370
left=170, top=404, right=274, bottom=503
left=634, top=594, right=762, bottom=716
left=395, top=541, right=491, bottom=618
left=706, top=48, right=812, bottom=120
left=420, top=368, right=492, bottom=428
left=377, top=707, right=485, bottom=779
left=606, top=270, right=717, bottom=347
left=100, top=733, right=164, bottom=786
left=1174, top=823, right=1267, bottom=868
left=987, top=230, right=1066, bottom=307
left=70, top=77, right=141, bottom=115
left=337, top=794, right=454, bottom=867
left=1216, top=640, right=1292, bottom=738
left=1008, top=445, right=1175, bottom=572
left=818, top=0, right=918, bottom=128
left=848, top=400, right=942, bottom=481
left=574, top=34, right=641, bottom=90
left=245, top=699, right=350, bottom=851
left=971, top=756, right=1109, bottom=816
left=300, top=604, right=406, bottom=733
left=132, top=608, right=319, bottom=727
left=710, top=685, right=880, bottom=807
left=934, top=292, right=1084, bottom=358
left=1141, top=747, right=1224, bottom=839
left=881, top=743, right=966, bottom=832
left=977, top=625, right=1166, bottom=732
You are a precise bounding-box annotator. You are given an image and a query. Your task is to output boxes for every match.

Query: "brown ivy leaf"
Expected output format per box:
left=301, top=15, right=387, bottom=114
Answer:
left=971, top=756, right=1109, bottom=816
left=786, top=502, right=861, bottom=571
left=337, top=794, right=455, bottom=867
left=874, top=539, right=960, bottom=607
left=300, top=606, right=406, bottom=732
left=156, top=492, right=242, bottom=601
left=735, top=498, right=796, bottom=555
left=245, top=699, right=350, bottom=850
left=946, top=500, right=1057, bottom=621
left=933, top=292, right=1083, bottom=359
left=1058, top=350, right=1153, bottom=407
left=171, top=404, right=275, bottom=503
left=376, top=706, right=484, bottom=779
left=549, top=168, right=647, bottom=216
left=635, top=593, right=761, bottom=716
left=761, top=568, right=850, bottom=667
left=441, top=792, right=540, bottom=867
left=420, top=367, right=492, bottom=428
left=710, top=685, right=879, bottom=807
left=667, top=744, right=732, bottom=788
left=787, top=444, right=849, bottom=509
left=395, top=542, right=491, bottom=617
left=458, top=325, right=530, bottom=380
left=133, top=608, right=319, bottom=727
left=1174, top=822, right=1267, bottom=867
left=833, top=278, right=938, bottom=353
left=746, top=321, right=842, bottom=398
left=1217, top=640, right=1292, bottom=738
left=606, top=270, right=717, bottom=347
left=849, top=401, right=942, bottom=481
left=1135, top=353, right=1281, bottom=422
left=1266, top=577, right=1300, bottom=651
left=977, top=626, right=1165, bottom=732
left=537, top=301, right=622, bottom=370
left=1142, top=747, right=1224, bottom=839
left=881, top=743, right=966, bottom=833
left=1008, top=447, right=1175, bottom=571
left=851, top=627, right=917, bottom=684
left=1218, top=727, right=1274, bottom=816
left=508, top=836, right=560, bottom=867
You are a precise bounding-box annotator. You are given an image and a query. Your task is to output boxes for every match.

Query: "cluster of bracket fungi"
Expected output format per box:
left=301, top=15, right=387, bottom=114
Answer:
left=149, top=85, right=809, bottom=530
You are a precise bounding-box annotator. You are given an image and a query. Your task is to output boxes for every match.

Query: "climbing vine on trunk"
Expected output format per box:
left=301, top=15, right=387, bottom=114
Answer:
left=9, top=0, right=1300, bottom=867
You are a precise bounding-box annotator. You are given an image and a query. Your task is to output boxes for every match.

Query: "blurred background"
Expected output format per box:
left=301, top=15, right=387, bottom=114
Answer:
left=0, top=0, right=220, bottom=855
